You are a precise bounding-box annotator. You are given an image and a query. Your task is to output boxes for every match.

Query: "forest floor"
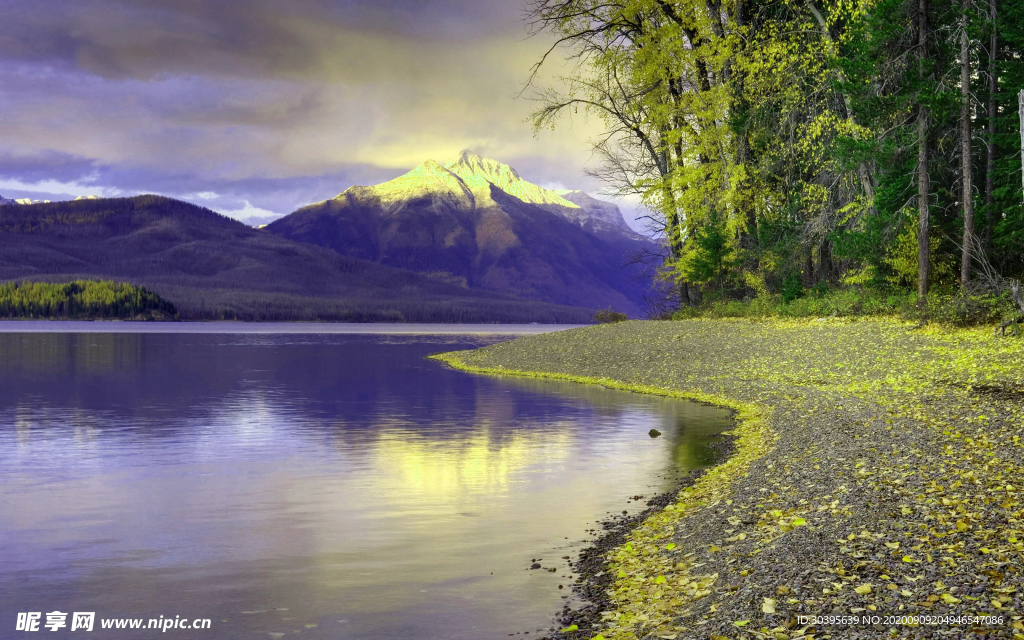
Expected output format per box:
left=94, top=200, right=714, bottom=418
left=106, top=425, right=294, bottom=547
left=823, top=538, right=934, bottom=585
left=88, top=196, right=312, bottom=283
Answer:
left=435, top=318, right=1024, bottom=640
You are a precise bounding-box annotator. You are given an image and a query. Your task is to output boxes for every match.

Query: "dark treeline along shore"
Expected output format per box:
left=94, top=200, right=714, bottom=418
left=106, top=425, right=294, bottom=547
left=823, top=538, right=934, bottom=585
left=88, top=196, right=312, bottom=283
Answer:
left=0, top=196, right=594, bottom=323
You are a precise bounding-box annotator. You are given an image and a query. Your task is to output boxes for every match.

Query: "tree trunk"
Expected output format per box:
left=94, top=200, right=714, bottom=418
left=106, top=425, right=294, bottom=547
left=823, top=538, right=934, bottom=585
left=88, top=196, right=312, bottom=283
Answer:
left=1019, top=89, right=1024, bottom=203
left=661, top=178, right=690, bottom=307
left=686, top=283, right=702, bottom=306
left=917, top=0, right=931, bottom=304
left=985, top=0, right=997, bottom=247
left=818, top=241, right=833, bottom=284
left=960, top=16, right=975, bottom=290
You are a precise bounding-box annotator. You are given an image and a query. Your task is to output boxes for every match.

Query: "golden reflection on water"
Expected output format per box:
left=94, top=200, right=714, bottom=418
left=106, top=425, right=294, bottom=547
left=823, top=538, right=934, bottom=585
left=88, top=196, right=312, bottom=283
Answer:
left=374, top=428, right=573, bottom=498
left=14, top=406, right=32, bottom=446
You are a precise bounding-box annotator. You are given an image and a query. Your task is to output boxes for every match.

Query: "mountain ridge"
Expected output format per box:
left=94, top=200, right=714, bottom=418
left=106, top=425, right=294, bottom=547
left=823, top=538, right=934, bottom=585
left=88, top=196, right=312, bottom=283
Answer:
left=267, top=151, right=657, bottom=316
left=0, top=195, right=593, bottom=322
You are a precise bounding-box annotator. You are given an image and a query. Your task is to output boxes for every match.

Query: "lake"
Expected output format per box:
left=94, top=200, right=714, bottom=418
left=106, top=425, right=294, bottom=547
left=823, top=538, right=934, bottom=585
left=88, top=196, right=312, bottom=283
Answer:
left=0, top=325, right=732, bottom=639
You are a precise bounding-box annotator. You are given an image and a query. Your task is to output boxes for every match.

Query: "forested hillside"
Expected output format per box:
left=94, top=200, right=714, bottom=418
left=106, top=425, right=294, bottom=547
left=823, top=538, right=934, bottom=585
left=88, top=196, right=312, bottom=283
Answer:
left=0, top=196, right=594, bottom=323
left=528, top=0, right=1024, bottom=319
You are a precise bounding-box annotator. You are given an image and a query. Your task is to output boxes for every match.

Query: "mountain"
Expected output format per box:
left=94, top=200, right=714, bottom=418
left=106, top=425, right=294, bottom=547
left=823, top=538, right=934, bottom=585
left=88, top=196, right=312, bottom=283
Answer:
left=444, top=151, right=582, bottom=212
left=0, top=194, right=49, bottom=204
left=441, top=153, right=645, bottom=238
left=0, top=194, right=94, bottom=205
left=0, top=195, right=593, bottom=322
left=555, top=190, right=645, bottom=238
left=267, top=151, right=657, bottom=316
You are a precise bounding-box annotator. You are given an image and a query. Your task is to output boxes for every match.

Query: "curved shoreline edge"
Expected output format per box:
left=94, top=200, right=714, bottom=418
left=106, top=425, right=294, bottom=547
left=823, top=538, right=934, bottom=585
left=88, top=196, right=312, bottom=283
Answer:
left=430, top=350, right=778, bottom=639
left=433, top=319, right=1024, bottom=640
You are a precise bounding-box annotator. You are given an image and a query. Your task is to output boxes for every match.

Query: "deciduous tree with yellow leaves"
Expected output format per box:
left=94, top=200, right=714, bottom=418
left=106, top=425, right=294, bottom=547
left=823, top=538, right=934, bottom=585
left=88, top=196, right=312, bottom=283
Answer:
left=528, top=0, right=1024, bottom=317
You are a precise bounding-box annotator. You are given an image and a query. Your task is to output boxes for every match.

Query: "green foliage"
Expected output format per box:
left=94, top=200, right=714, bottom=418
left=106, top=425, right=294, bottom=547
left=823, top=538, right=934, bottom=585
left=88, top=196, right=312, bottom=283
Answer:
left=881, top=224, right=921, bottom=288
left=672, top=285, right=1015, bottom=326
left=679, top=212, right=737, bottom=292
left=0, top=280, right=177, bottom=320
left=780, top=275, right=804, bottom=304
left=594, top=307, right=629, bottom=323
left=881, top=224, right=957, bottom=288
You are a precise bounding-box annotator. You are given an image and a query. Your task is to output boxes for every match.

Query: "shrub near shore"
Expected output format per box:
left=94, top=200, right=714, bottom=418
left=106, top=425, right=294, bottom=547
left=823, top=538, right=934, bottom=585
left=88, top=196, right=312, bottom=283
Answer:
left=673, top=286, right=1019, bottom=328
left=441, top=319, right=1024, bottom=640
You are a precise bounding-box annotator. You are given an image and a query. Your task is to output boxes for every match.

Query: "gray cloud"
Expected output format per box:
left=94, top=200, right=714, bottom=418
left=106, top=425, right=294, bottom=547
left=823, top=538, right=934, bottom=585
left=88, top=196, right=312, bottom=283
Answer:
left=0, top=0, right=533, bottom=81
left=0, top=150, right=98, bottom=183
left=0, top=1, right=651, bottom=230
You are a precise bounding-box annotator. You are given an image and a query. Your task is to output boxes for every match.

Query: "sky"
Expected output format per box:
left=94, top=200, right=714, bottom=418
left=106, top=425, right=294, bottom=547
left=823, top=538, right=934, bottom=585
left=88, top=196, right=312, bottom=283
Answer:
left=0, top=0, right=643, bottom=228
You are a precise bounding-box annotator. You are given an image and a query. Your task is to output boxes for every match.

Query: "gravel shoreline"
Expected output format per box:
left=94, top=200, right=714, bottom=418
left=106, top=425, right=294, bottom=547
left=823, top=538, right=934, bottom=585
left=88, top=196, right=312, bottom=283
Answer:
left=549, top=434, right=738, bottom=640
left=436, top=319, right=1024, bottom=640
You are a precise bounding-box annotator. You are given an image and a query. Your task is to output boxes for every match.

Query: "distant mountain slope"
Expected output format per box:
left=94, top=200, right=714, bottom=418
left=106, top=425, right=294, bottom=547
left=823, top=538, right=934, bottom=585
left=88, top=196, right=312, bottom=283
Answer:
left=555, top=190, right=646, bottom=238
left=0, top=195, right=593, bottom=322
left=267, top=151, right=657, bottom=316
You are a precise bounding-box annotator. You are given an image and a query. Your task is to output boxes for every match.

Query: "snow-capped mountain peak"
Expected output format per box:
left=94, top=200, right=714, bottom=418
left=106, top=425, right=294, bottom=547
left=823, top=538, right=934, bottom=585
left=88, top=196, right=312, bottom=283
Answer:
left=327, top=150, right=642, bottom=239
left=444, top=150, right=580, bottom=211
left=0, top=194, right=89, bottom=205
left=339, top=158, right=474, bottom=210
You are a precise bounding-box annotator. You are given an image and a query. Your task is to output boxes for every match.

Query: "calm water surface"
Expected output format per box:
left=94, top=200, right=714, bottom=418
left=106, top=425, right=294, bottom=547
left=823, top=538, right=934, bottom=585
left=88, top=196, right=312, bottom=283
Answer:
left=0, top=326, right=732, bottom=639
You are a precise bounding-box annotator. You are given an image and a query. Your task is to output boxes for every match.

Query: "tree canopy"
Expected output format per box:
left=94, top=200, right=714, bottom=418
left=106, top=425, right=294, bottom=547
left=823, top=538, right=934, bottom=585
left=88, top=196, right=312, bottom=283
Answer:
left=529, top=0, right=1024, bottom=314
left=0, top=280, right=177, bottom=320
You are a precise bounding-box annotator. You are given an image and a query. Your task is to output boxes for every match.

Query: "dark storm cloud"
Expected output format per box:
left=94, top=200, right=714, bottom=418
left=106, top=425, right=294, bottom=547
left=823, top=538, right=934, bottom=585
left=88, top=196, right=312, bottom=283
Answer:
left=0, top=0, right=629, bottom=224
left=0, top=0, right=528, bottom=80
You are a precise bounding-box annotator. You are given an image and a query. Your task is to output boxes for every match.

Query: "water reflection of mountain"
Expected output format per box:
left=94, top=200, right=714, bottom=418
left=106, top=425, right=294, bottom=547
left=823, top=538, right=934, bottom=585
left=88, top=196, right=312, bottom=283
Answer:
left=0, top=333, right=730, bottom=474
left=0, top=334, right=494, bottom=435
